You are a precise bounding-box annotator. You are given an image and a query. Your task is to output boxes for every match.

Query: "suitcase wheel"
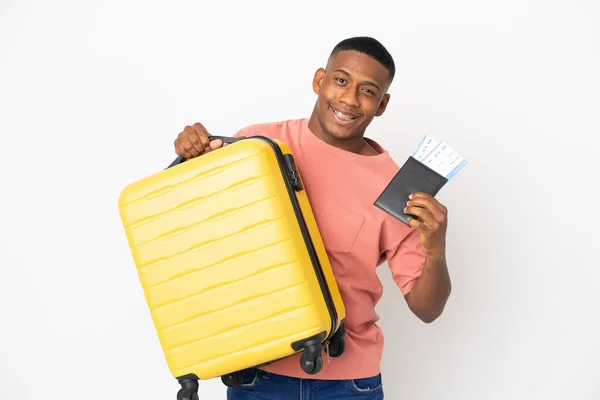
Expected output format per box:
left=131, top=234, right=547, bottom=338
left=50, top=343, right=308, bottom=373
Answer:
left=176, top=376, right=199, bottom=400
left=221, top=371, right=245, bottom=387
left=328, top=337, right=346, bottom=358
left=176, top=388, right=199, bottom=400
left=328, top=322, right=346, bottom=358
left=300, top=344, right=324, bottom=375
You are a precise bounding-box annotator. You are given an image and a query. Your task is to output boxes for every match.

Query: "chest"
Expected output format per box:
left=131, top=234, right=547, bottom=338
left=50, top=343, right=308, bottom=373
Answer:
left=292, top=151, right=385, bottom=257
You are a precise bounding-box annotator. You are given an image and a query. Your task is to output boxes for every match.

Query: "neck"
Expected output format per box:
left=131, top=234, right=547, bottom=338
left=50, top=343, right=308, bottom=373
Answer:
left=307, top=113, right=378, bottom=156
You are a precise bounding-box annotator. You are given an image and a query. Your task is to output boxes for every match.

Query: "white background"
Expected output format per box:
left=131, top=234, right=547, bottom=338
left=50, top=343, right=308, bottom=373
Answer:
left=1, top=1, right=599, bottom=399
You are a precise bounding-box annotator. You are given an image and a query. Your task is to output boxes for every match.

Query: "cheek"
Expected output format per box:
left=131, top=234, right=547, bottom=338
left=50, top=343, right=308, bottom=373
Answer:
left=319, top=84, right=338, bottom=101
left=364, top=99, right=383, bottom=114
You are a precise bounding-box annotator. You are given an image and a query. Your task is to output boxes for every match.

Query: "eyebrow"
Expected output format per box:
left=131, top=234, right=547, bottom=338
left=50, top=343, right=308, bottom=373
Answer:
left=334, top=69, right=382, bottom=92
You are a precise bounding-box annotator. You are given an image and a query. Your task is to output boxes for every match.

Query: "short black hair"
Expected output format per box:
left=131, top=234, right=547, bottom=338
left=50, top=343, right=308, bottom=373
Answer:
left=330, top=36, right=396, bottom=83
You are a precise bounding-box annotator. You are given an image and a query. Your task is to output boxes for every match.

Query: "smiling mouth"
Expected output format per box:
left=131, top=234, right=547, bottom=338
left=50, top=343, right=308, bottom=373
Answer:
left=330, top=106, right=361, bottom=123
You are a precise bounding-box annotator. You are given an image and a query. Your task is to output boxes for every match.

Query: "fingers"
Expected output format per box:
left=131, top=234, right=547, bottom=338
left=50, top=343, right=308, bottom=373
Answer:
left=180, top=131, right=202, bottom=158
left=405, top=204, right=439, bottom=230
left=174, top=136, right=194, bottom=159
left=192, top=123, right=211, bottom=152
left=174, top=123, right=221, bottom=159
left=407, top=215, right=422, bottom=230
left=405, top=192, right=448, bottom=230
left=407, top=192, right=447, bottom=221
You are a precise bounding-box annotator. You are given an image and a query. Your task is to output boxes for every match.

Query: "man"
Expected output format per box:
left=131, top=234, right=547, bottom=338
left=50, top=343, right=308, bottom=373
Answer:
left=173, top=36, right=452, bottom=399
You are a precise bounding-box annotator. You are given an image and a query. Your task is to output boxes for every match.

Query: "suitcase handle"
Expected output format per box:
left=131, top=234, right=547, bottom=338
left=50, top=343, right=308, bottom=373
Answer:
left=210, top=135, right=245, bottom=144
left=166, top=135, right=245, bottom=169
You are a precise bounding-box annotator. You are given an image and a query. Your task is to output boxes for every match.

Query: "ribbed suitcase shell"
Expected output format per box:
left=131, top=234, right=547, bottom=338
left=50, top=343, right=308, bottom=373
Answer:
left=118, top=137, right=345, bottom=382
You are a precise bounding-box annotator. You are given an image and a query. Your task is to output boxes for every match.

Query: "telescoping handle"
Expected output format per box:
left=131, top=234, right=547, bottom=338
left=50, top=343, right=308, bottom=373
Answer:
left=166, top=135, right=245, bottom=169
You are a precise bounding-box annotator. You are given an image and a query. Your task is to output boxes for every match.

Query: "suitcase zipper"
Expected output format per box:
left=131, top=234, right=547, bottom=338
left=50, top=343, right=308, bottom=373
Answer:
left=253, top=136, right=338, bottom=344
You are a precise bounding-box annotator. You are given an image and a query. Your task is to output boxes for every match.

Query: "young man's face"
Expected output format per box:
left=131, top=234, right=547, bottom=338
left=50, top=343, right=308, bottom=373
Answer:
left=311, top=50, right=391, bottom=141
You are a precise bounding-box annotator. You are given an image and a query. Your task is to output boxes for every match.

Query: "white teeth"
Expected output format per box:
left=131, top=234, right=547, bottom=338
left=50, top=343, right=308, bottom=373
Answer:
left=334, top=110, right=356, bottom=121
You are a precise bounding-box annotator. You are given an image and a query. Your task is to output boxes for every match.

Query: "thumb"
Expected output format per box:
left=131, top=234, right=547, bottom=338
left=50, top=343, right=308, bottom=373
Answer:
left=208, top=139, right=224, bottom=150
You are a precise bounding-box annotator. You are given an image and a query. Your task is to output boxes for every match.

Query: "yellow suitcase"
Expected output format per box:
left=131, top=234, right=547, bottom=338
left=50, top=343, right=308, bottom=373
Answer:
left=118, top=135, right=346, bottom=399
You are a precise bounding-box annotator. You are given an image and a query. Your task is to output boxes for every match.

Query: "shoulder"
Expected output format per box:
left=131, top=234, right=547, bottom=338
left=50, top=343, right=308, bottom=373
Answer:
left=233, top=118, right=306, bottom=140
left=362, top=137, right=403, bottom=182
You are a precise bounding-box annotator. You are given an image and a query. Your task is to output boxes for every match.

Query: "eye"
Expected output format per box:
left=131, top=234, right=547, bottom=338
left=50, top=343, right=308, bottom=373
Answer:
left=362, top=88, right=376, bottom=96
left=335, top=77, right=346, bottom=84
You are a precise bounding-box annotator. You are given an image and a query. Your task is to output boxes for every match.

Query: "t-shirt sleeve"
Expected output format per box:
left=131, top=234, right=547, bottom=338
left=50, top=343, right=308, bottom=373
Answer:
left=232, top=128, right=246, bottom=138
left=232, top=124, right=261, bottom=138
left=385, top=229, right=426, bottom=296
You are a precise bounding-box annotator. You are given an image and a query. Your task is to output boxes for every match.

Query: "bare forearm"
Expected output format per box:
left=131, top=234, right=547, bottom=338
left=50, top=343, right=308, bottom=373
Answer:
left=403, top=192, right=452, bottom=323
left=405, top=252, right=451, bottom=323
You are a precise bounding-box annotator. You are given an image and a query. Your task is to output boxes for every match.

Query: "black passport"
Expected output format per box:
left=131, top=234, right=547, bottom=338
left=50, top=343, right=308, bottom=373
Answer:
left=374, top=156, right=448, bottom=226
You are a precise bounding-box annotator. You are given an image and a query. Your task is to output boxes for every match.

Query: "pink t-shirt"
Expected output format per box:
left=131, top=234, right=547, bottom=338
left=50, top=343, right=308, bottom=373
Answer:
left=233, top=118, right=426, bottom=380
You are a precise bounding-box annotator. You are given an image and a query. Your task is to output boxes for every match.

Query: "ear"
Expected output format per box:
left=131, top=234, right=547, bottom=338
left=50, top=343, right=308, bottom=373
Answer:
left=312, top=68, right=326, bottom=95
left=375, top=93, right=391, bottom=117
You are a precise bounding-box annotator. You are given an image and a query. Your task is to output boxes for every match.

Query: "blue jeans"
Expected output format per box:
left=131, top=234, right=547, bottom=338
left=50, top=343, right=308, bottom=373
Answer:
left=226, top=368, right=384, bottom=399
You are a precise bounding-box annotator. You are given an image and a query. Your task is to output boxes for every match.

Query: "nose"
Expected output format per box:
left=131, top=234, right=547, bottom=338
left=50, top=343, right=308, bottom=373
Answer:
left=339, top=86, right=360, bottom=108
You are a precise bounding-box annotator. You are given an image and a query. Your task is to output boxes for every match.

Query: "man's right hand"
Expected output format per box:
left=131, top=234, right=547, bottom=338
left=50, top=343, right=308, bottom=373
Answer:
left=174, top=122, right=225, bottom=159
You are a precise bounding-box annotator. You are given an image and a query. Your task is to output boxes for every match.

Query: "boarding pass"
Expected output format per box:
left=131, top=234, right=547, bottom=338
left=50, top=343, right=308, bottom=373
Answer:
left=412, top=135, right=467, bottom=180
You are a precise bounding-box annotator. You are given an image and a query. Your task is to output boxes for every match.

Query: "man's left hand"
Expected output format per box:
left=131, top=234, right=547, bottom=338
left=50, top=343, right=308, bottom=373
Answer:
left=405, top=192, right=448, bottom=256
